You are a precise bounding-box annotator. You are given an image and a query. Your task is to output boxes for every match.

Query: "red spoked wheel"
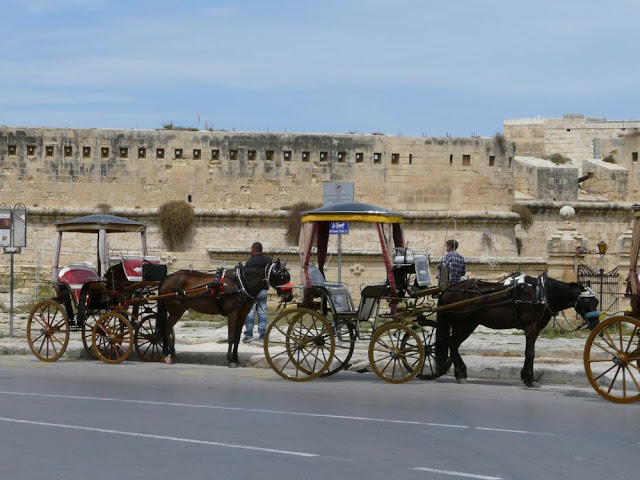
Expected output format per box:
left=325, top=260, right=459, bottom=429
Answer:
left=27, top=300, right=70, bottom=362
left=92, top=312, right=133, bottom=364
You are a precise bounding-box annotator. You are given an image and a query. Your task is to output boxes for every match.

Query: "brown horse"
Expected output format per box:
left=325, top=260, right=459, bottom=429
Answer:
left=435, top=274, right=599, bottom=387
left=157, top=260, right=293, bottom=367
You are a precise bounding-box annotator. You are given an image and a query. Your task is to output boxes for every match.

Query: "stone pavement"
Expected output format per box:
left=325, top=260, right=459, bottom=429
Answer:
left=0, top=298, right=594, bottom=388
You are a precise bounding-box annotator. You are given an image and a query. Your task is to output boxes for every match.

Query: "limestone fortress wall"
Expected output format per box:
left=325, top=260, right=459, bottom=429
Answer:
left=1, top=116, right=639, bottom=296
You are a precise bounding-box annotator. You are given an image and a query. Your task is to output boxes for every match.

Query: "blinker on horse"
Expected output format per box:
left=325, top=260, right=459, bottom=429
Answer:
left=157, top=259, right=293, bottom=367
left=435, top=273, right=599, bottom=388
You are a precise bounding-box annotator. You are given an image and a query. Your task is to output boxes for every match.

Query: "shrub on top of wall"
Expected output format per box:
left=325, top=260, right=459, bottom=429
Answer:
left=283, top=201, right=321, bottom=245
left=511, top=205, right=533, bottom=231
left=603, top=154, right=617, bottom=163
left=543, top=153, right=571, bottom=165
left=95, top=203, right=112, bottom=214
left=159, top=200, right=195, bottom=251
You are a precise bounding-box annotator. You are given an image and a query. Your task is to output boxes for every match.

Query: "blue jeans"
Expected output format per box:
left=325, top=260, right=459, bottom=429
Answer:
left=244, top=290, right=268, bottom=339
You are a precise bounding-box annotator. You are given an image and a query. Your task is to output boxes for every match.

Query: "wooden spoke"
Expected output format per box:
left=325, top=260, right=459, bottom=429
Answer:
left=92, top=312, right=133, bottom=364
left=369, top=322, right=425, bottom=384
left=27, top=300, right=69, bottom=362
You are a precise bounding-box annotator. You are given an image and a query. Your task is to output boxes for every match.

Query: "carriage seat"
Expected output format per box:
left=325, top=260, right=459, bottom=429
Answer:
left=58, top=265, right=102, bottom=304
left=334, top=283, right=390, bottom=323
left=307, top=266, right=354, bottom=313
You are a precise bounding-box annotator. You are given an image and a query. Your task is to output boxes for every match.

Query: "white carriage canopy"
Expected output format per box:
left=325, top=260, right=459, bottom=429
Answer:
left=53, top=214, right=148, bottom=280
left=299, top=202, right=405, bottom=297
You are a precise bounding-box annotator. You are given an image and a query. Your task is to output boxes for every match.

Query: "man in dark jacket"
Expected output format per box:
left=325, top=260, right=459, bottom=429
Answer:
left=243, top=242, right=272, bottom=343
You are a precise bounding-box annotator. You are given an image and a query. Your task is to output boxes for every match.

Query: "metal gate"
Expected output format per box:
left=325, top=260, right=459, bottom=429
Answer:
left=577, top=265, right=620, bottom=313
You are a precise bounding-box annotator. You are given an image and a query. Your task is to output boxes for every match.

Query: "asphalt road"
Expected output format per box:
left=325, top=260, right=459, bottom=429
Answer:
left=1, top=355, right=639, bottom=480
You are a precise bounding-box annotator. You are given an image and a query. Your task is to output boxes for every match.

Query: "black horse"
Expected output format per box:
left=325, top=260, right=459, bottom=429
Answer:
left=157, top=260, right=293, bottom=367
left=435, top=273, right=599, bottom=387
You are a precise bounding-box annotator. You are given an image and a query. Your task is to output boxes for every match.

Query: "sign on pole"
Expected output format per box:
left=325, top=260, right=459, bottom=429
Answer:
left=322, top=182, right=354, bottom=206
left=329, top=221, right=349, bottom=235
left=0, top=206, right=10, bottom=247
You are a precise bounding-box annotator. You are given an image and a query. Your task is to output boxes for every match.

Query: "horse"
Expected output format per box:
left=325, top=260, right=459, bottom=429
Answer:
left=156, top=259, right=293, bottom=367
left=434, top=273, right=599, bottom=387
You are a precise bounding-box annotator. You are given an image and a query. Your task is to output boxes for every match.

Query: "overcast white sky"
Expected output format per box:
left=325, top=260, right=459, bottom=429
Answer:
left=1, top=0, right=638, bottom=137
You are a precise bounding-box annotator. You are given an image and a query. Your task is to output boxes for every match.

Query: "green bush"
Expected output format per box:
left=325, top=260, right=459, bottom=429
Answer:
left=543, top=153, right=571, bottom=165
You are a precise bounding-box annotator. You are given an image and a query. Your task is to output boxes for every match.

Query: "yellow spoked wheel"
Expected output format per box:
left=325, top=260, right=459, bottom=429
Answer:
left=27, top=300, right=69, bottom=362
left=404, top=318, right=452, bottom=380
left=264, top=308, right=335, bottom=382
left=92, top=312, right=133, bottom=364
left=584, top=315, right=640, bottom=403
left=369, top=322, right=425, bottom=384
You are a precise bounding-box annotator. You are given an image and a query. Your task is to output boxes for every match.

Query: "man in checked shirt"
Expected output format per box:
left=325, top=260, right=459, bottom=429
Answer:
left=438, top=239, right=466, bottom=286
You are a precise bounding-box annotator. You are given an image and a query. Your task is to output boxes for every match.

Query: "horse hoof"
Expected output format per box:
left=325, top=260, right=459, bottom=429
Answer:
left=228, top=363, right=238, bottom=369
left=526, top=381, right=541, bottom=388
left=456, top=378, right=468, bottom=384
left=163, top=356, right=174, bottom=365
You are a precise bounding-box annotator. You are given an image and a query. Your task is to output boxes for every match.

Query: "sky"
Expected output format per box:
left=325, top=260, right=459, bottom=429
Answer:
left=1, top=0, right=639, bottom=138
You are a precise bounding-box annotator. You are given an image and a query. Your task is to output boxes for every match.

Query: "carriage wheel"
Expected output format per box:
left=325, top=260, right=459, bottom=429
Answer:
left=81, top=309, right=108, bottom=359
left=134, top=314, right=175, bottom=362
left=321, top=320, right=356, bottom=377
left=27, top=300, right=70, bottom=362
left=369, top=322, right=425, bottom=384
left=584, top=315, right=640, bottom=403
left=402, top=319, right=453, bottom=380
left=263, top=308, right=335, bottom=382
left=92, top=312, right=133, bottom=364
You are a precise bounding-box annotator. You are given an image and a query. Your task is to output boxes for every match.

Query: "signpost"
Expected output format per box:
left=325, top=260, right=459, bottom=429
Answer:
left=323, top=183, right=354, bottom=283
left=1, top=203, right=27, bottom=337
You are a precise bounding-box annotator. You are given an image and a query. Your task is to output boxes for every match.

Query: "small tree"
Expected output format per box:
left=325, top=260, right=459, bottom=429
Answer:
left=158, top=200, right=195, bottom=251
left=511, top=205, right=533, bottom=232
left=283, top=201, right=321, bottom=245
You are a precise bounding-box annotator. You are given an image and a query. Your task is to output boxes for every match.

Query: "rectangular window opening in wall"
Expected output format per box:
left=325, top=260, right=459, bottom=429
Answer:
left=120, top=147, right=129, bottom=159
left=284, top=150, right=292, bottom=161
left=509, top=156, right=512, bottom=167
left=8, top=145, right=16, bottom=155
left=138, top=147, right=146, bottom=159
left=64, top=146, right=72, bottom=157
left=211, top=149, right=219, bottom=160
left=27, top=145, right=36, bottom=156
left=409, top=154, right=412, bottom=165
left=266, top=150, right=274, bottom=161
left=320, top=151, right=328, bottom=162
left=633, top=152, right=638, bottom=162
left=248, top=150, right=256, bottom=161
left=46, top=146, right=54, bottom=157
left=338, top=151, right=346, bottom=163
left=302, top=151, right=310, bottom=162
left=373, top=152, right=381, bottom=164
left=391, top=153, right=399, bottom=164
left=229, top=149, right=238, bottom=160
left=101, top=147, right=109, bottom=159
left=356, top=152, right=363, bottom=163
left=193, top=149, right=201, bottom=160
left=462, top=154, right=471, bottom=166
left=489, top=155, right=495, bottom=166
left=83, top=146, right=91, bottom=158
left=156, top=148, right=165, bottom=159
left=174, top=148, right=183, bottom=159
left=187, top=194, right=193, bottom=203
left=449, top=154, right=453, bottom=164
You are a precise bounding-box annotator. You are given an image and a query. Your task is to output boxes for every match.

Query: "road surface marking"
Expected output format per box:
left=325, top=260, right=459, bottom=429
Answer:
left=0, top=390, right=555, bottom=436
left=0, top=416, right=317, bottom=457
left=411, top=467, right=501, bottom=479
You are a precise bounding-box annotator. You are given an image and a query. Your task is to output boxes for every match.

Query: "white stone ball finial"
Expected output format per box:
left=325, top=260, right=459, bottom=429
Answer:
left=559, top=205, right=575, bottom=221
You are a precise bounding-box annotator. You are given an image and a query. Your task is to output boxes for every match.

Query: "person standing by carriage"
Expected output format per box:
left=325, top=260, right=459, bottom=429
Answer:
left=242, top=242, right=272, bottom=343
left=438, top=239, right=466, bottom=286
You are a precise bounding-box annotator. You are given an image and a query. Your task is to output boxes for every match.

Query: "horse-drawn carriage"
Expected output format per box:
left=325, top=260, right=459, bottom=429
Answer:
left=27, top=214, right=168, bottom=364
left=583, top=203, right=640, bottom=403
left=263, top=202, right=600, bottom=385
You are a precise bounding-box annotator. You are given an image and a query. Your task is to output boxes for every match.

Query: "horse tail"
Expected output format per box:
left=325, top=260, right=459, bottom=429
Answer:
left=155, top=279, right=169, bottom=354
left=435, top=311, right=451, bottom=376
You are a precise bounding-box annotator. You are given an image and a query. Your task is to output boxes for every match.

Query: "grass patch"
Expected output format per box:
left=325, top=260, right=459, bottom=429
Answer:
left=543, top=153, right=571, bottom=165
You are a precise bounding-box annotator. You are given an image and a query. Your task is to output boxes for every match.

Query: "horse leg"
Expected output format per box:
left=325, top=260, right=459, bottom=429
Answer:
left=450, top=322, right=476, bottom=384
left=521, top=328, right=541, bottom=388
left=226, top=314, right=241, bottom=368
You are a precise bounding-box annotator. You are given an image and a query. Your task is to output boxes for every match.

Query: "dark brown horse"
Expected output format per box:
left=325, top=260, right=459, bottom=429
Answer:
left=435, top=274, right=599, bottom=387
left=157, top=260, right=293, bottom=367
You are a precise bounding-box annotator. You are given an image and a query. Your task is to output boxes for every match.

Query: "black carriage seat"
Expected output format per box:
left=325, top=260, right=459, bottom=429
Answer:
left=306, top=266, right=355, bottom=314
left=334, top=283, right=389, bottom=323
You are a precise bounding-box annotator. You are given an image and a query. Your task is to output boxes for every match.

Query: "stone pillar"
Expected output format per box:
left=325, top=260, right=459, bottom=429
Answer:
left=616, top=229, right=633, bottom=311
left=546, top=206, right=588, bottom=282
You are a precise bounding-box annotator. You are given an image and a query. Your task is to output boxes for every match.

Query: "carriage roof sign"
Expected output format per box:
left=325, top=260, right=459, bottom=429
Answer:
left=56, top=214, right=146, bottom=233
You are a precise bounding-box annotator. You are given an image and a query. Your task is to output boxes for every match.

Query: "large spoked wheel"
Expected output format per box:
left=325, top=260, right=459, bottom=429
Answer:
left=27, top=300, right=70, bottom=362
left=92, top=312, right=133, bottom=364
left=404, top=319, right=453, bottom=380
left=81, top=309, right=108, bottom=358
left=264, top=308, right=335, bottom=382
left=321, top=320, right=356, bottom=377
left=584, top=315, right=640, bottom=403
left=369, top=322, right=425, bottom=384
left=134, top=314, right=175, bottom=362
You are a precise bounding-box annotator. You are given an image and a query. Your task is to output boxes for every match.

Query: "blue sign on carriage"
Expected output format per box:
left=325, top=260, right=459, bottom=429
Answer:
left=329, top=221, right=349, bottom=235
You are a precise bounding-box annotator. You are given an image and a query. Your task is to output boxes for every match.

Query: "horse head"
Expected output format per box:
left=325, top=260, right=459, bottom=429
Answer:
left=575, top=283, right=600, bottom=330
left=269, top=258, right=294, bottom=303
